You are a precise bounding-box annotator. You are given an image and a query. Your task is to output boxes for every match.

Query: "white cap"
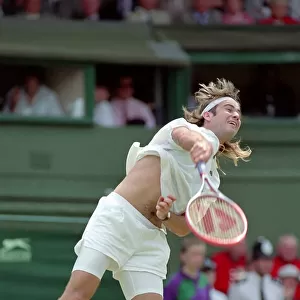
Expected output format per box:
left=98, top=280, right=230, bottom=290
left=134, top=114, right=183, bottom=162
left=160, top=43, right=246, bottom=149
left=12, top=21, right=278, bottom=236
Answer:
left=278, top=264, right=299, bottom=279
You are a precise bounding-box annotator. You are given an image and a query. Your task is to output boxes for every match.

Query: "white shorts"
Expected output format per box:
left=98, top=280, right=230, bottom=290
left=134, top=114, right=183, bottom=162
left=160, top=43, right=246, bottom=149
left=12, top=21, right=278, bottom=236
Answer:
left=73, top=246, right=164, bottom=299
left=73, top=192, right=170, bottom=282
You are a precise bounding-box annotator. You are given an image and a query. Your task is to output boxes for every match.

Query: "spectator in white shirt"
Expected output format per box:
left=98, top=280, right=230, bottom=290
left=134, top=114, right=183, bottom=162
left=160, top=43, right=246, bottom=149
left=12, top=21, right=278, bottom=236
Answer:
left=111, top=77, right=156, bottom=128
left=94, top=85, right=117, bottom=127
left=14, top=75, right=64, bottom=117
left=202, top=258, right=228, bottom=300
left=3, top=86, right=22, bottom=114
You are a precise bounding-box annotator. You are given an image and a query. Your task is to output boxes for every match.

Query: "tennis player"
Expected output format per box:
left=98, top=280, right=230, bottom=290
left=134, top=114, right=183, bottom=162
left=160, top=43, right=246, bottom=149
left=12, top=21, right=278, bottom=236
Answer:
left=59, top=78, right=251, bottom=300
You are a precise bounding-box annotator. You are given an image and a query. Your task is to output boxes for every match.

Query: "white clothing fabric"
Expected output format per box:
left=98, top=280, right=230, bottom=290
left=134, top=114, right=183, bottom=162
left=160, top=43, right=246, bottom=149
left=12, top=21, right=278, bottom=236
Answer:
left=118, top=270, right=163, bottom=299
left=94, top=100, right=118, bottom=127
left=73, top=247, right=163, bottom=300
left=126, top=118, right=220, bottom=215
left=228, top=272, right=284, bottom=300
left=14, top=86, right=64, bottom=117
left=74, top=192, right=170, bottom=280
left=111, top=97, right=156, bottom=128
left=211, top=288, right=228, bottom=300
left=68, top=97, right=85, bottom=118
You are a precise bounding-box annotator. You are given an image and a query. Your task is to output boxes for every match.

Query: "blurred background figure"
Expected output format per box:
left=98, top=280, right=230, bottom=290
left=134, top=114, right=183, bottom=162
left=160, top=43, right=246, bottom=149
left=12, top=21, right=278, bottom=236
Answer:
left=272, top=235, right=300, bottom=277
left=93, top=85, right=117, bottom=127
left=228, top=236, right=284, bottom=300
left=164, top=237, right=210, bottom=300
left=278, top=264, right=300, bottom=300
left=223, top=0, right=254, bottom=25
left=111, top=76, right=156, bottom=128
left=202, top=258, right=228, bottom=300
left=212, top=239, right=248, bottom=294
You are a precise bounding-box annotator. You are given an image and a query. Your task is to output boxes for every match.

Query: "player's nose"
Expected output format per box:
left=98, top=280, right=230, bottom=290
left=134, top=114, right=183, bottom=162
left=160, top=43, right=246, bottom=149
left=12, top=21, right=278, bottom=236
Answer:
left=232, top=111, right=240, bottom=120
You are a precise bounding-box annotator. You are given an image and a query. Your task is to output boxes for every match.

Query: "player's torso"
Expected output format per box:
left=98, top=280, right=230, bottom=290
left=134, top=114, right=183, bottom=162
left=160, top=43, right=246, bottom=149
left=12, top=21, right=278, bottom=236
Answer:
left=116, top=118, right=220, bottom=223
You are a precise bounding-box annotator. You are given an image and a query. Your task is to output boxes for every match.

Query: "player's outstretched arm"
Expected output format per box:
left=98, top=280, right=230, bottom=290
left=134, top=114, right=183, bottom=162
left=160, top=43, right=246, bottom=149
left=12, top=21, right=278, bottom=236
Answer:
left=172, top=127, right=213, bottom=163
left=156, top=195, right=190, bottom=237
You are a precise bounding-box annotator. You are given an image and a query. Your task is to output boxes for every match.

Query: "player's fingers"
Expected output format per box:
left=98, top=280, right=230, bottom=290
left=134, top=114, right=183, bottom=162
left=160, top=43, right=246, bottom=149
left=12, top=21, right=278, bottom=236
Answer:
left=158, top=196, right=164, bottom=202
left=167, top=195, right=176, bottom=202
left=157, top=202, right=169, bottom=210
left=163, top=198, right=173, bottom=206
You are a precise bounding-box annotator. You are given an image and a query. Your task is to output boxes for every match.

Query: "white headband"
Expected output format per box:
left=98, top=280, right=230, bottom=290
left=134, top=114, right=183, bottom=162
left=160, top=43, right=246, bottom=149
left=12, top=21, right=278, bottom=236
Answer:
left=201, top=97, right=234, bottom=116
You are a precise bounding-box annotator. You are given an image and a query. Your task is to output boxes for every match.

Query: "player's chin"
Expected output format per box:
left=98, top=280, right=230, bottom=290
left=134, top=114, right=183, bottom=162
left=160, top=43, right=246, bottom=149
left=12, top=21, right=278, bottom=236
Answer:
left=224, top=129, right=239, bottom=141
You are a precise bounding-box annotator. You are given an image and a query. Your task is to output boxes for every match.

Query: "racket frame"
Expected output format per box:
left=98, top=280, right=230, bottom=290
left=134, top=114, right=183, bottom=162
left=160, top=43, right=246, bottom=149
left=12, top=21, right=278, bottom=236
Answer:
left=185, top=162, right=248, bottom=247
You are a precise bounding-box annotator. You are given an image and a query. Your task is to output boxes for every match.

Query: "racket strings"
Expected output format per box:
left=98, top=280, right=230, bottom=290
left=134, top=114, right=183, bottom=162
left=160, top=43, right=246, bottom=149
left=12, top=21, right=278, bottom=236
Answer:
left=189, top=195, right=245, bottom=242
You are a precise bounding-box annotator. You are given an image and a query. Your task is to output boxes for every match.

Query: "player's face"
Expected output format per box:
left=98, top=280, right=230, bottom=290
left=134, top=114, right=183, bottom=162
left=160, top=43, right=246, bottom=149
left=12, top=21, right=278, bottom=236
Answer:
left=204, top=99, right=241, bottom=143
left=181, top=244, right=206, bottom=270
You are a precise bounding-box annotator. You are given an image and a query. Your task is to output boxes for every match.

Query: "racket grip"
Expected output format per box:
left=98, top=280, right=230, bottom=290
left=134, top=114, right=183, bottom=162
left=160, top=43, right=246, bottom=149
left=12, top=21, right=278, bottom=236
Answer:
left=196, top=161, right=206, bottom=174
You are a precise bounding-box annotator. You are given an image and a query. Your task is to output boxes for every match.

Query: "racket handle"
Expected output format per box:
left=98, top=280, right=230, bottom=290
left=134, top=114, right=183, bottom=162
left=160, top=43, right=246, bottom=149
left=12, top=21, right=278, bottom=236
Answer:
left=196, top=161, right=206, bottom=175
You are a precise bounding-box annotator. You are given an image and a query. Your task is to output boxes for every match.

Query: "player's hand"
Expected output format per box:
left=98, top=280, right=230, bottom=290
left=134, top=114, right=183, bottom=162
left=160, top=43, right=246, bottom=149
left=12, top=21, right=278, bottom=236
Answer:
left=190, top=140, right=213, bottom=163
left=156, top=195, right=176, bottom=220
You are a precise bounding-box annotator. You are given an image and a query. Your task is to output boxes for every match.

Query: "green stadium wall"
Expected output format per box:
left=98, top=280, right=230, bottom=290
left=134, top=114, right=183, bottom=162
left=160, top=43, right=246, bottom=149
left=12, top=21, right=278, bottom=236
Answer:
left=0, top=121, right=300, bottom=299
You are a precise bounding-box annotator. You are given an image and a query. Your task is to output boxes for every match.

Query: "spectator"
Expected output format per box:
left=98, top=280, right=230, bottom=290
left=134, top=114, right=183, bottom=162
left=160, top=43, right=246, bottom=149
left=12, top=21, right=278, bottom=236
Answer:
left=272, top=235, right=300, bottom=277
left=278, top=264, right=300, bottom=300
left=111, top=76, right=156, bottom=128
left=3, top=86, right=21, bottom=114
left=73, top=0, right=101, bottom=21
left=212, top=241, right=247, bottom=294
left=290, top=0, right=300, bottom=20
left=202, top=258, right=228, bottom=300
left=178, top=0, right=222, bottom=25
left=13, top=75, right=64, bottom=117
left=126, top=0, right=171, bottom=25
left=228, top=237, right=284, bottom=300
left=260, top=0, right=299, bottom=24
left=245, top=66, right=297, bottom=117
left=93, top=85, right=117, bottom=127
left=23, top=0, right=42, bottom=20
left=223, top=0, right=254, bottom=25
left=212, top=240, right=248, bottom=294
left=164, top=237, right=210, bottom=300
left=2, top=0, right=24, bottom=16
left=245, top=0, right=271, bottom=20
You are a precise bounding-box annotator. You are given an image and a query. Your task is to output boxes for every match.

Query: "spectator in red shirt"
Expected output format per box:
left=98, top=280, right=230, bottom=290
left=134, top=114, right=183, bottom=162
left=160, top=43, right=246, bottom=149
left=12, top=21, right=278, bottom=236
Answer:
left=212, top=240, right=248, bottom=294
left=260, top=0, right=299, bottom=25
left=272, top=235, right=300, bottom=277
left=271, top=235, right=300, bottom=299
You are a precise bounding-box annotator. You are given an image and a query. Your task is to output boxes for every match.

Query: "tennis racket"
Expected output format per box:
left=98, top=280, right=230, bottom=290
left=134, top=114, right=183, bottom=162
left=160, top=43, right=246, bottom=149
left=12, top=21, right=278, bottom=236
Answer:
left=185, top=162, right=248, bottom=247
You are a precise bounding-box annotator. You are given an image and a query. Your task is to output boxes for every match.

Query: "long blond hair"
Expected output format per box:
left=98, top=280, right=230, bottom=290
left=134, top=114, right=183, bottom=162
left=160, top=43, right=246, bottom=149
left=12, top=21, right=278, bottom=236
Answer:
left=183, top=78, right=251, bottom=166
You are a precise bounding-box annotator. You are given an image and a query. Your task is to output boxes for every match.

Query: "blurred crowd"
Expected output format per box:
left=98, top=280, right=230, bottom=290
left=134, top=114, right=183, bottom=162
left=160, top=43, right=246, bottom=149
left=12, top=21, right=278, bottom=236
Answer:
left=2, top=74, right=157, bottom=128
left=1, top=0, right=300, bottom=25
left=165, top=234, right=300, bottom=300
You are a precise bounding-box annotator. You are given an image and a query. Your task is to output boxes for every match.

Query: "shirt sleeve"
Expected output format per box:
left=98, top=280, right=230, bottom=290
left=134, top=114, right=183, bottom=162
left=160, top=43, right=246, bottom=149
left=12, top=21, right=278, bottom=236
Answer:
left=167, top=118, right=195, bottom=151
left=167, top=118, right=219, bottom=156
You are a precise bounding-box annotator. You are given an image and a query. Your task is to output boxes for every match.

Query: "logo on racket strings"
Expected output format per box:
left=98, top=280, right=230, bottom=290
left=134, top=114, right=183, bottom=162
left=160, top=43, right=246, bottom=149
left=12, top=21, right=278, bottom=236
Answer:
left=202, top=208, right=237, bottom=234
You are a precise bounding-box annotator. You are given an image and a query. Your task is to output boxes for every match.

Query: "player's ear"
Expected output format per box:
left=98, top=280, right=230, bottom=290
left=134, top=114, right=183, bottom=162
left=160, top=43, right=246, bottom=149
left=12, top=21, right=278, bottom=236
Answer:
left=202, top=111, right=213, bottom=122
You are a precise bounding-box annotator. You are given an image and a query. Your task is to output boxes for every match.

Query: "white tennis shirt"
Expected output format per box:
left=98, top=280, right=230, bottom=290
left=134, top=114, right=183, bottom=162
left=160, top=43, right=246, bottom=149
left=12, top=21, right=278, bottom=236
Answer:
left=126, top=118, right=220, bottom=215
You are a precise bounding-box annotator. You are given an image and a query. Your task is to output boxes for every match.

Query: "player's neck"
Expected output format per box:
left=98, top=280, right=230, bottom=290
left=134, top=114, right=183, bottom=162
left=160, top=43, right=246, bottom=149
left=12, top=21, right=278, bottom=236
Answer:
left=181, top=266, right=199, bottom=279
